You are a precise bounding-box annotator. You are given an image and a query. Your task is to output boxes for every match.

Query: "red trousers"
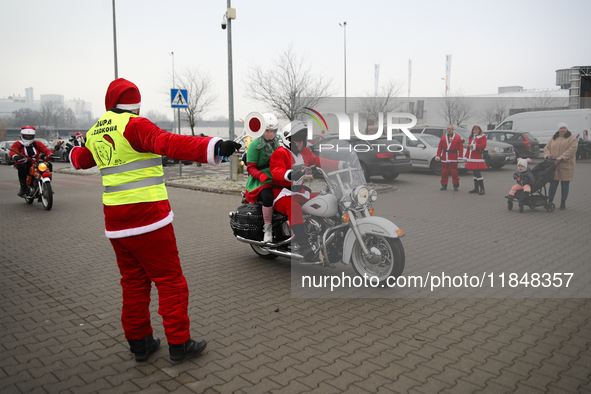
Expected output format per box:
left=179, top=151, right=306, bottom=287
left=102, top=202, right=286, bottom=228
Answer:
left=273, top=194, right=316, bottom=226
left=109, top=224, right=190, bottom=344
left=441, top=162, right=460, bottom=185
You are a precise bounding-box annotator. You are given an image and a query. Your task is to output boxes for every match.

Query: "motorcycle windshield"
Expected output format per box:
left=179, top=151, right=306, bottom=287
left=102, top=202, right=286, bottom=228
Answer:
left=313, top=139, right=366, bottom=199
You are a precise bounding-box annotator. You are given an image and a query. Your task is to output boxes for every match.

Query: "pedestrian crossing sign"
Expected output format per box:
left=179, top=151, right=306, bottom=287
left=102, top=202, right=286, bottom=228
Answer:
left=171, top=89, right=188, bottom=108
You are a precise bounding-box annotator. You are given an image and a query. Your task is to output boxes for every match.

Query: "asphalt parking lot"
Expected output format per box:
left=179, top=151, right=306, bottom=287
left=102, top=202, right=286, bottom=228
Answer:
left=0, top=158, right=590, bottom=393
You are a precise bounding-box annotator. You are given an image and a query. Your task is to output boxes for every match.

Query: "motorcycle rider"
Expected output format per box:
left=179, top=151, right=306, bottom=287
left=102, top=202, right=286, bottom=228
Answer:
left=68, top=78, right=241, bottom=363
left=10, top=126, right=55, bottom=197
left=270, top=121, right=343, bottom=260
left=244, top=113, right=281, bottom=243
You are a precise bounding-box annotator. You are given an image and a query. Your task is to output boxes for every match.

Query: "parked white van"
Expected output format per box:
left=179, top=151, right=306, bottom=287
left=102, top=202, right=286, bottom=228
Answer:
left=494, top=109, right=591, bottom=147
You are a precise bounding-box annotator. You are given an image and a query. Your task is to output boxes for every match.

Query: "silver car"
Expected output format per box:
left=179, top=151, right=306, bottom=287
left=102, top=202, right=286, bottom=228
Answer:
left=392, top=133, right=466, bottom=175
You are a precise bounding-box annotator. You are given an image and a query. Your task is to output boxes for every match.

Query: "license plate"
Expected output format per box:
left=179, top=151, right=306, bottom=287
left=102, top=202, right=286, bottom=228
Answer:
left=395, top=155, right=407, bottom=160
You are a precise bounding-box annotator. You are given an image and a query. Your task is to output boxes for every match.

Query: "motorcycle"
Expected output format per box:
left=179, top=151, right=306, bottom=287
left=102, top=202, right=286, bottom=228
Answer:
left=229, top=144, right=405, bottom=284
left=22, top=154, right=54, bottom=211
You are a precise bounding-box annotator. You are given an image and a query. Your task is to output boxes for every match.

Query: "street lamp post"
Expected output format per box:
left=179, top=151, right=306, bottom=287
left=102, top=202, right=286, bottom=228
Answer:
left=339, top=22, right=347, bottom=113
left=224, top=3, right=237, bottom=179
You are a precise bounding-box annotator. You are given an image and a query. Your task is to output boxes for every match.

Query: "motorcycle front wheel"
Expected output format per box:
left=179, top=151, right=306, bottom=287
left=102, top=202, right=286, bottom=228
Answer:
left=351, top=236, right=405, bottom=285
left=41, top=182, right=53, bottom=210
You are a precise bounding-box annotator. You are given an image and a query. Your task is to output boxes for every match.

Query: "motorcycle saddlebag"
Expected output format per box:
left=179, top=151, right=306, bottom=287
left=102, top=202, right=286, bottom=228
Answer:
left=230, top=203, right=264, bottom=241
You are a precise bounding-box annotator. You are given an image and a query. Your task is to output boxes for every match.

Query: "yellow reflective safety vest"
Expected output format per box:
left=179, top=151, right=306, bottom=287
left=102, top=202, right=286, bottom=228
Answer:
left=86, top=111, right=167, bottom=206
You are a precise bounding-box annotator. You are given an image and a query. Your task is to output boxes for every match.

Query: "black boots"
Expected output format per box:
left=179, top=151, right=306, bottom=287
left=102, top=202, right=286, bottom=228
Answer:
left=453, top=184, right=459, bottom=192
left=469, top=179, right=485, bottom=195
left=478, top=179, right=485, bottom=195
left=559, top=200, right=566, bottom=210
left=17, top=182, right=27, bottom=197
left=128, top=334, right=161, bottom=362
left=440, top=184, right=447, bottom=191
left=292, top=223, right=316, bottom=261
left=169, top=339, right=207, bottom=362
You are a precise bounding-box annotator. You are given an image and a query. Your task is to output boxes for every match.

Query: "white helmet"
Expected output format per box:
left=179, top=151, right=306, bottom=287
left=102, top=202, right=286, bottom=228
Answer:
left=262, top=113, right=279, bottom=131
left=20, top=126, right=36, bottom=147
left=281, top=121, right=308, bottom=150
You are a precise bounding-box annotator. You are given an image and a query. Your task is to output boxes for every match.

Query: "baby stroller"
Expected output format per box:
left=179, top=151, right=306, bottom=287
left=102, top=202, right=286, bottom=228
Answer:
left=507, top=160, right=559, bottom=213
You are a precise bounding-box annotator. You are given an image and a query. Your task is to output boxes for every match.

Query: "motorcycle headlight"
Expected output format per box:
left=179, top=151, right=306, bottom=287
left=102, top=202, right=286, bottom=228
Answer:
left=341, top=194, right=353, bottom=209
left=354, top=186, right=369, bottom=205
left=369, top=189, right=378, bottom=202
left=38, top=163, right=48, bottom=172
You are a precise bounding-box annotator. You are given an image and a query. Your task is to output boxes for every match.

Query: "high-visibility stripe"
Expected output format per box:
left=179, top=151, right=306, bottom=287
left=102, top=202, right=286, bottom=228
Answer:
left=104, top=176, right=164, bottom=193
left=100, top=157, right=162, bottom=176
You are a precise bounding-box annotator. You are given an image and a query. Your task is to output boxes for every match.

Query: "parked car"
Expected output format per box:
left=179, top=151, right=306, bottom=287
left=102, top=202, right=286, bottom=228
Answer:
left=46, top=140, right=70, bottom=162
left=391, top=133, right=466, bottom=175
left=484, top=131, right=540, bottom=159
left=310, top=136, right=412, bottom=180
left=0, top=140, right=17, bottom=165
left=410, top=125, right=516, bottom=169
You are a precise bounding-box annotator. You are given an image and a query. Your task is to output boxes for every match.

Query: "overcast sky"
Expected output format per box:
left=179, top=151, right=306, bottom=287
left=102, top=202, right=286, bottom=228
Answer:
left=1, top=0, right=589, bottom=121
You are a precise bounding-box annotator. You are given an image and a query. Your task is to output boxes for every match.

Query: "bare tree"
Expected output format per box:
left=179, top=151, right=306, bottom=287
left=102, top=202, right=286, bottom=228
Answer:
left=439, top=89, right=472, bottom=126
left=357, top=80, right=405, bottom=133
left=6, top=108, right=42, bottom=127
left=245, top=44, right=334, bottom=121
left=524, top=90, right=568, bottom=110
left=175, top=68, right=216, bottom=136
left=479, top=98, right=514, bottom=128
left=40, top=101, right=77, bottom=127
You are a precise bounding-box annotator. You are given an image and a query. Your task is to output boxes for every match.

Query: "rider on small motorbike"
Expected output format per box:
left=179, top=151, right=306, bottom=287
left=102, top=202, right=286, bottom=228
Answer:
left=10, top=126, right=55, bottom=197
left=244, top=113, right=281, bottom=243
left=270, top=121, right=344, bottom=260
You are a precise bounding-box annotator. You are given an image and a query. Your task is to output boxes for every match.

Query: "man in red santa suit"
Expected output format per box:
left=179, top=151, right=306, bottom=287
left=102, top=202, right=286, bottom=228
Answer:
left=270, top=121, right=343, bottom=260
left=435, top=125, right=464, bottom=191
left=69, top=78, right=240, bottom=362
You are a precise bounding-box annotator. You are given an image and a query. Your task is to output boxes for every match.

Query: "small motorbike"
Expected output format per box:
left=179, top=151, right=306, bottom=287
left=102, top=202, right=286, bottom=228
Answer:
left=22, top=155, right=54, bottom=211
left=230, top=145, right=405, bottom=284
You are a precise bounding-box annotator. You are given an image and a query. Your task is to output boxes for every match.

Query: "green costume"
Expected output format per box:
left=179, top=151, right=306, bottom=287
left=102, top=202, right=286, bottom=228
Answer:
left=244, top=137, right=274, bottom=203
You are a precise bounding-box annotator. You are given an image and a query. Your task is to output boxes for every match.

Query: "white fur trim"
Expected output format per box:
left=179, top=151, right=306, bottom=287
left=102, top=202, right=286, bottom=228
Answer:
left=284, top=170, right=292, bottom=182
left=105, top=211, right=174, bottom=239
left=116, top=102, right=141, bottom=110
left=207, top=137, right=223, bottom=165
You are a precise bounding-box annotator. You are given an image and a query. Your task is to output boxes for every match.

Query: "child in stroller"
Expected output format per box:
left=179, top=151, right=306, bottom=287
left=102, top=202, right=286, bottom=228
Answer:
left=506, top=158, right=534, bottom=199
left=506, top=158, right=558, bottom=213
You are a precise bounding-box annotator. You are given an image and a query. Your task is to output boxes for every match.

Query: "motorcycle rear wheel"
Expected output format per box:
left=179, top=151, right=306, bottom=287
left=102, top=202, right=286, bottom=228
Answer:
left=351, top=236, right=405, bottom=285
left=41, top=182, right=53, bottom=211
left=251, top=244, right=278, bottom=260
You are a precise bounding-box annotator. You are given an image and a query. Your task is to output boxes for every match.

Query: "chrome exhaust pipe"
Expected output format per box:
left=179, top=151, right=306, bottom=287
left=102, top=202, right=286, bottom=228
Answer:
left=236, top=235, right=294, bottom=247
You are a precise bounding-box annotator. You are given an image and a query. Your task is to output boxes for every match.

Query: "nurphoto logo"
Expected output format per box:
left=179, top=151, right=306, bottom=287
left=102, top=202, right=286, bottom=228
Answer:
left=303, top=108, right=418, bottom=141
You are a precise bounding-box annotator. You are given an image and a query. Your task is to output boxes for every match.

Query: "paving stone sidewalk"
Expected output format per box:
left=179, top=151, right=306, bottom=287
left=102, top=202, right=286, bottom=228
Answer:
left=0, top=160, right=590, bottom=393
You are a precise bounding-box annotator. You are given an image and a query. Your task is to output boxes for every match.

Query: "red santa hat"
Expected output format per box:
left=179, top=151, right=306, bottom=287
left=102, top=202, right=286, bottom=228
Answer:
left=105, top=78, right=142, bottom=111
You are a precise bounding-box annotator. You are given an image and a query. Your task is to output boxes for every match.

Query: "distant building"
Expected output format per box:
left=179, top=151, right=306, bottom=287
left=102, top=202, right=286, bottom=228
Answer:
left=556, top=66, right=591, bottom=109
left=0, top=88, right=93, bottom=123
left=498, top=86, right=523, bottom=94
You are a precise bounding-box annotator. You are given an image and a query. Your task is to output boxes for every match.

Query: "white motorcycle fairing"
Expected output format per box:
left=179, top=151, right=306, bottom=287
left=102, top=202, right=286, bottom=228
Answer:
left=301, top=194, right=339, bottom=217
left=341, top=216, right=402, bottom=265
